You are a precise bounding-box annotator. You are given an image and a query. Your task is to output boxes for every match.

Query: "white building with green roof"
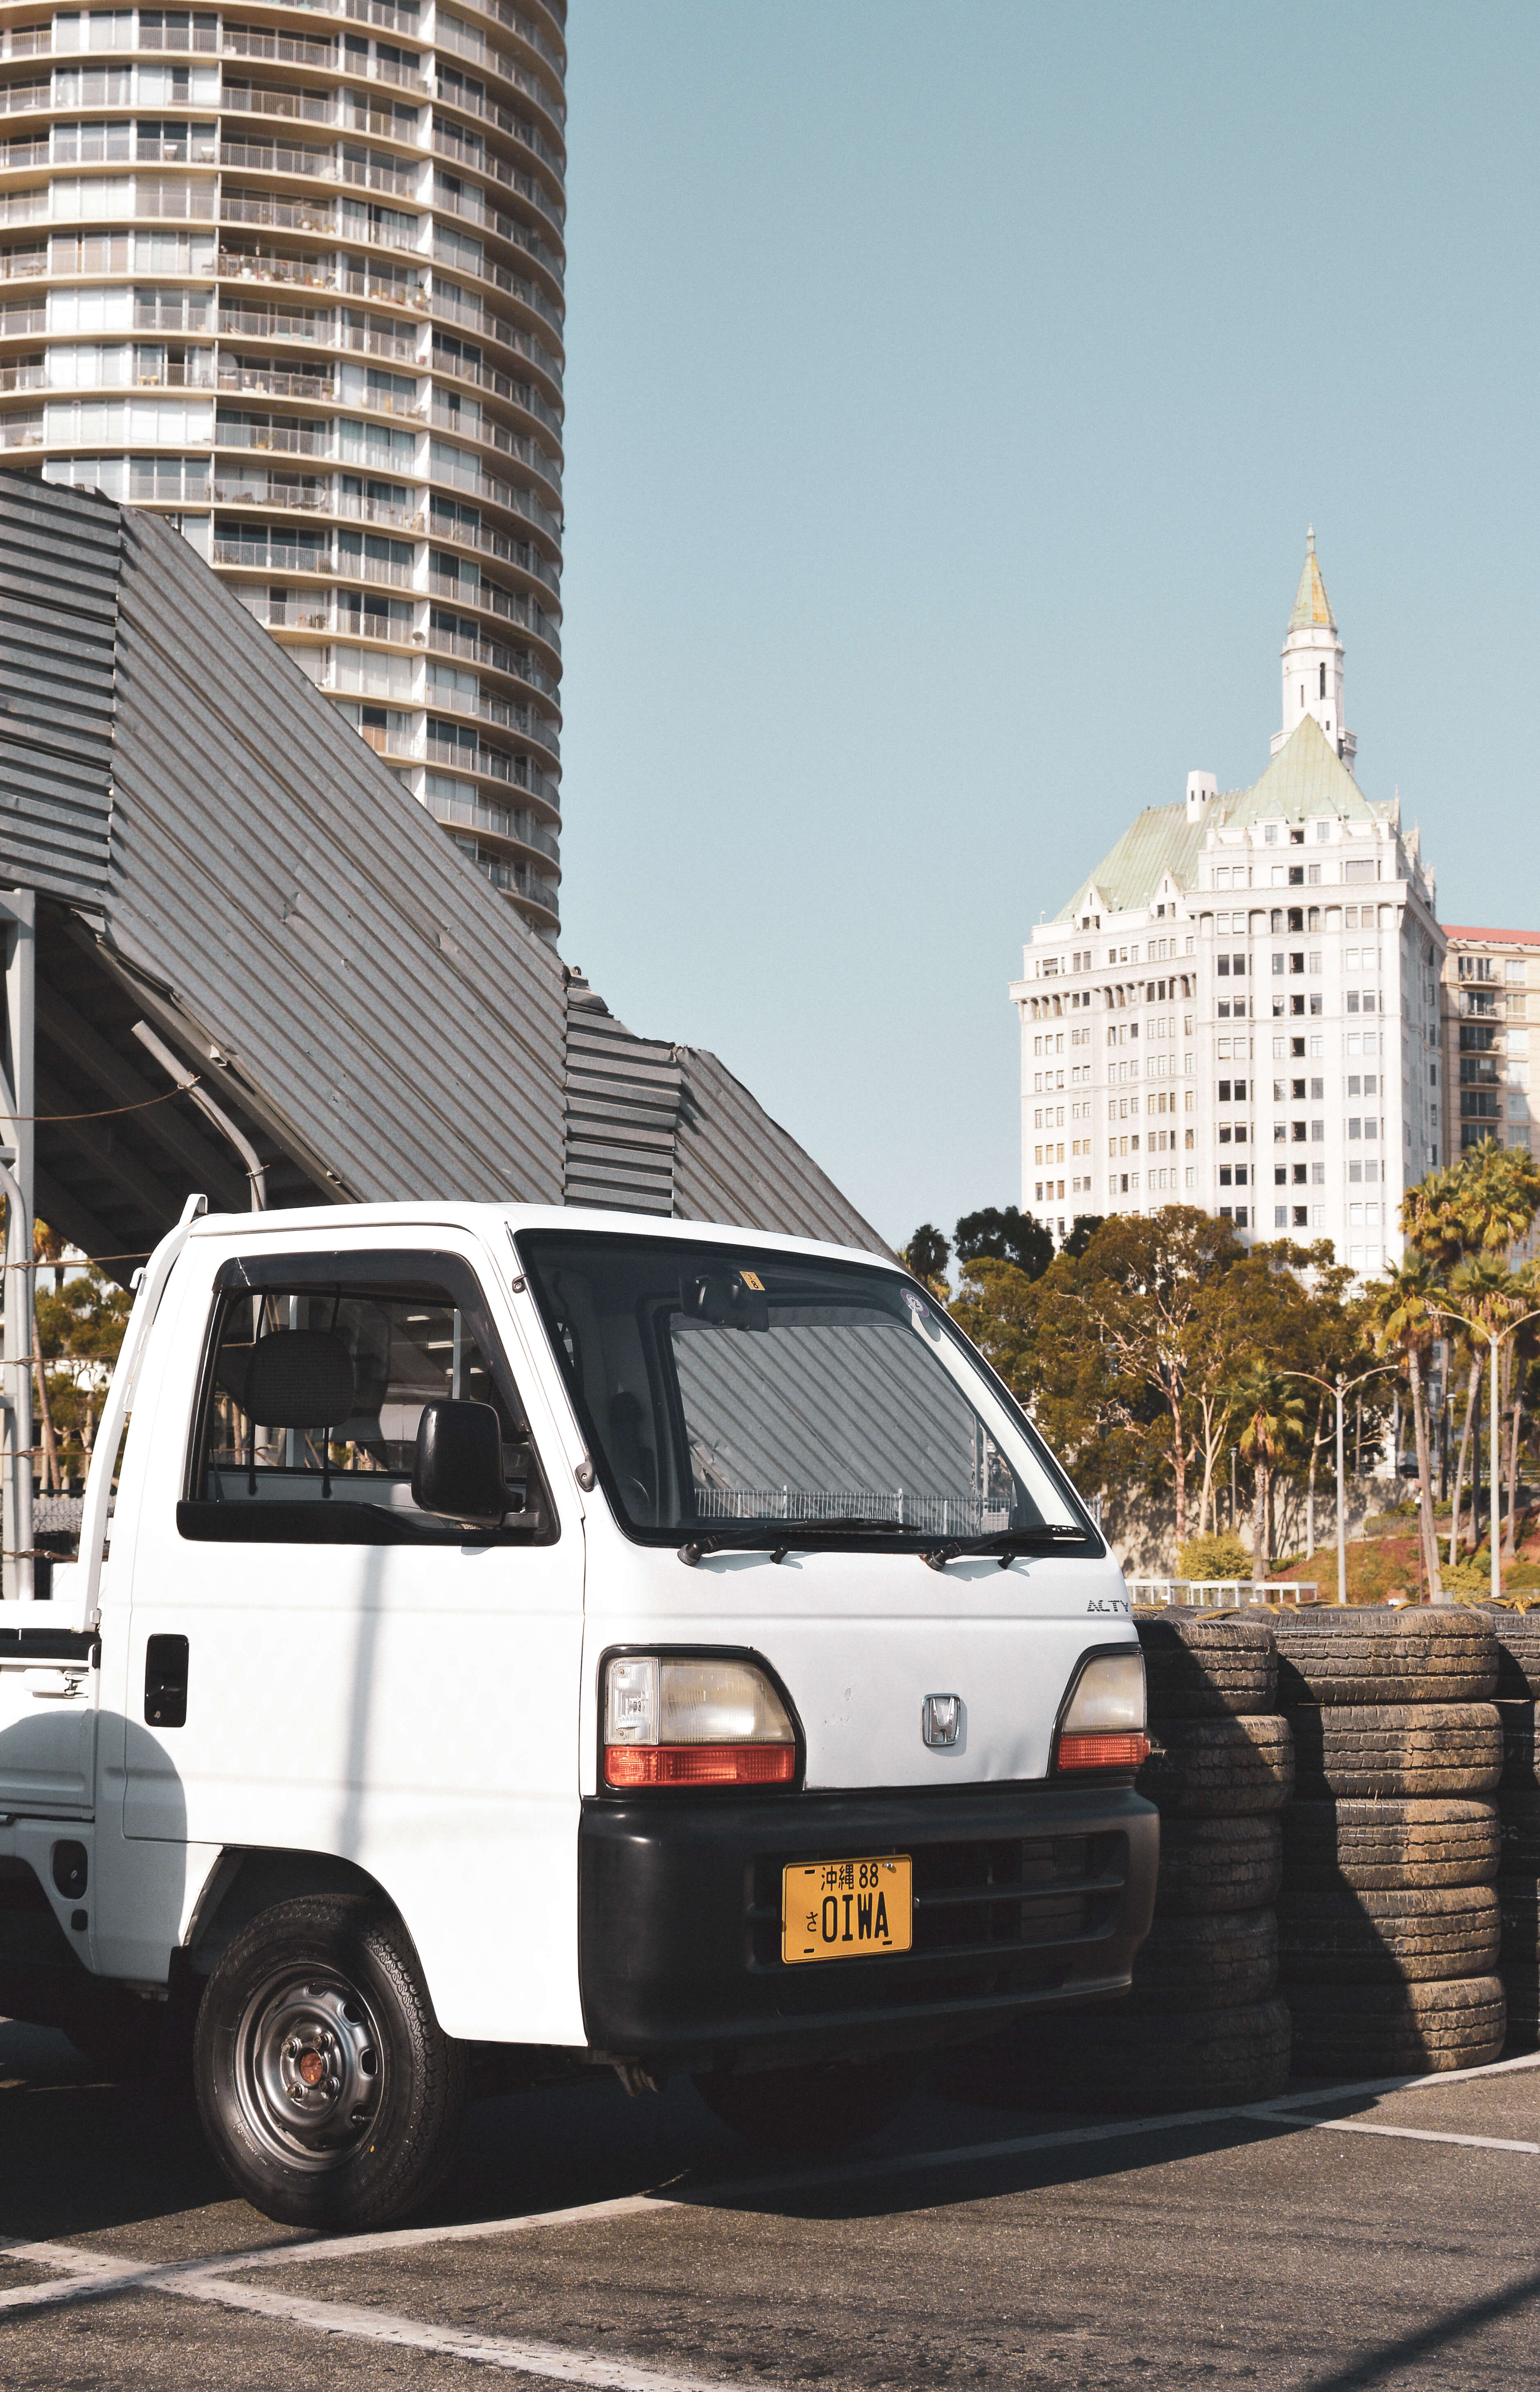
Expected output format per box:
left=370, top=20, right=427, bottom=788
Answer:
left=1010, top=535, right=1445, bottom=1274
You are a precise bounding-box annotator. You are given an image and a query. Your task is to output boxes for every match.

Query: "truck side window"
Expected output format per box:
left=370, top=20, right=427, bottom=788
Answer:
left=180, top=1263, right=554, bottom=1546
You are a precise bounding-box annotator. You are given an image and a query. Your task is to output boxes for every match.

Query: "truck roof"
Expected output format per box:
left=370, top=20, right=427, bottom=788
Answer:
left=182, top=1202, right=902, bottom=1278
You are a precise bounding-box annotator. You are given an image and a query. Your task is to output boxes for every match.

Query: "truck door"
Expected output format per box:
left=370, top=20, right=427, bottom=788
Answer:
left=115, top=1238, right=585, bottom=2047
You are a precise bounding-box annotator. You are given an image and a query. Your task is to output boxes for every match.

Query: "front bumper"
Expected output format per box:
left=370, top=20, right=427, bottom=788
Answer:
left=578, top=1778, right=1158, bottom=2073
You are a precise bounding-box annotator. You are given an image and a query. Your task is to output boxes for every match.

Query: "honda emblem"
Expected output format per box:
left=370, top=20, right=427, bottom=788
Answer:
left=922, top=1693, right=963, bottom=1748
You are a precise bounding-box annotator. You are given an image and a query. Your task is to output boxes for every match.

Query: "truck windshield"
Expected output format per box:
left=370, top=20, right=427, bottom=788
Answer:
left=516, top=1230, right=1092, bottom=1550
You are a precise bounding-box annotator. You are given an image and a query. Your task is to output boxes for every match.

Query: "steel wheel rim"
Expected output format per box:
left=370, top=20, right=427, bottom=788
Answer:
left=233, top=1967, right=385, bottom=2173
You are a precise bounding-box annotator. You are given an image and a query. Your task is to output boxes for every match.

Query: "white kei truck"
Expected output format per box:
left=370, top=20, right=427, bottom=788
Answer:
left=0, top=1199, right=1156, bottom=2227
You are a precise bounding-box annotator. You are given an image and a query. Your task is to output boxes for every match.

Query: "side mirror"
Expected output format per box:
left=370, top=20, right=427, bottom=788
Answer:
left=412, top=1400, right=509, bottom=1530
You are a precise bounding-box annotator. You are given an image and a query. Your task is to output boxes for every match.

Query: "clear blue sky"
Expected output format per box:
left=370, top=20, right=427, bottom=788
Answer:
left=557, top=2, right=1539, bottom=1251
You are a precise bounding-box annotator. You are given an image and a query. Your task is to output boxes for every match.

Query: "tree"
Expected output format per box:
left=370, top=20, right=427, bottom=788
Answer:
left=1235, top=1363, right=1307, bottom=1571
left=953, top=1206, right=1053, bottom=1281
left=900, top=1224, right=950, bottom=1290
left=1043, top=1207, right=1242, bottom=1547
left=1063, top=1215, right=1106, bottom=1259
left=1369, top=1258, right=1444, bottom=1599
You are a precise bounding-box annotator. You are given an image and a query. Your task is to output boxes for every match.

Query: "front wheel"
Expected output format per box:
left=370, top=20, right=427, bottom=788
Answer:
left=193, top=1894, right=466, bottom=2229
left=696, top=2054, right=916, bottom=2153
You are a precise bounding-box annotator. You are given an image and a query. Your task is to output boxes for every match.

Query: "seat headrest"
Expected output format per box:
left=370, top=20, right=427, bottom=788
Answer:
left=243, top=1330, right=356, bottom=1431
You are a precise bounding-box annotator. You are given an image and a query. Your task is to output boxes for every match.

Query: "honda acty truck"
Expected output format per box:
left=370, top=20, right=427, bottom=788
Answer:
left=0, top=1199, right=1155, bottom=2226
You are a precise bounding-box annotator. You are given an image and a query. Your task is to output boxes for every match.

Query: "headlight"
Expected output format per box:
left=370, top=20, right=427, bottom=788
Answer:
left=1054, top=1650, right=1150, bottom=1773
left=603, top=1655, right=796, bottom=1788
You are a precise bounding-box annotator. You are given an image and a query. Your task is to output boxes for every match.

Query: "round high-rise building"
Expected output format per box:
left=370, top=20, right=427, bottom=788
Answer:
left=0, top=0, right=566, bottom=937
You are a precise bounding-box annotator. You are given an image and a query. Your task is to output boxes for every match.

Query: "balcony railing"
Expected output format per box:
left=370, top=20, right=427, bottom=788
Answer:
left=430, top=343, right=561, bottom=440
left=222, top=190, right=338, bottom=235
left=0, top=249, right=44, bottom=280
left=0, top=359, right=43, bottom=391
left=0, top=81, right=48, bottom=115
left=223, top=86, right=338, bottom=127
left=218, top=250, right=338, bottom=292
left=218, top=363, right=335, bottom=401
left=429, top=289, right=561, bottom=388
left=216, top=421, right=332, bottom=456
left=0, top=27, right=51, bottom=60
left=450, top=0, right=566, bottom=88
left=0, top=303, right=44, bottom=331
left=430, top=124, right=564, bottom=236
left=434, top=74, right=562, bottom=176
left=432, top=12, right=565, bottom=130
left=0, top=411, right=41, bottom=446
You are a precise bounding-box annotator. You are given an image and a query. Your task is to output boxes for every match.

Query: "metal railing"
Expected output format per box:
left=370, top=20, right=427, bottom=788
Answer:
left=1127, top=1578, right=1329, bottom=1608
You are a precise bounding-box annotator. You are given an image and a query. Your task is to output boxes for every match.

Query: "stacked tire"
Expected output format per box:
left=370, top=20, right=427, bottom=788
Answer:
left=1479, top=1611, right=1540, bottom=2053
left=1108, top=1610, right=1293, bottom=2106
left=1275, top=1610, right=1505, bottom=2078
left=930, top=1611, right=1292, bottom=2112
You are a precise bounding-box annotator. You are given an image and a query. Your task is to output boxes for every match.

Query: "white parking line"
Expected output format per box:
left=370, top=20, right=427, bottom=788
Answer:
left=173, top=2268, right=786, bottom=2391
left=1294, top=2119, right=1540, bottom=2156
left=1, top=2047, right=1538, bottom=2375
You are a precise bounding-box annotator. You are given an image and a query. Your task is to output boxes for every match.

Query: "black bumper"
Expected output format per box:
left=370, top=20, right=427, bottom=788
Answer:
left=578, top=1779, right=1158, bottom=2074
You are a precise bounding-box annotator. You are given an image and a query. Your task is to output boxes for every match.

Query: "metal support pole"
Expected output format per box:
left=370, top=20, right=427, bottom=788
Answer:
left=1491, top=1332, right=1503, bottom=1608
left=1335, top=1373, right=1347, bottom=1607
left=0, top=891, right=34, bottom=1600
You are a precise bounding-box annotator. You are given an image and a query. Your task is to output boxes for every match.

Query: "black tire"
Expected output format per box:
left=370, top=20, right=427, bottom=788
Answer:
left=1499, top=1885, right=1540, bottom=1964
left=695, top=2054, right=916, bottom=2153
left=1476, top=1614, right=1540, bottom=1699
left=1137, top=1714, right=1295, bottom=1817
left=1499, top=1791, right=1540, bottom=1874
left=1288, top=1973, right=1505, bottom=2077
left=1290, top=1704, right=1502, bottom=1799
left=1130, top=1905, right=1277, bottom=2010
left=1278, top=1885, right=1499, bottom=1984
left=1156, top=1817, right=1283, bottom=1914
left=193, top=1894, right=467, bottom=2230
left=1134, top=1611, right=1277, bottom=1719
left=1280, top=1798, right=1499, bottom=1892
left=930, top=1997, right=1292, bottom=2112
left=1497, top=1700, right=1540, bottom=1791
left=1274, top=1612, right=1498, bottom=1707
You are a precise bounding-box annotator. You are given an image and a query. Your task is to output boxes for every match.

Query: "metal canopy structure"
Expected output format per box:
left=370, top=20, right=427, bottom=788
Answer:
left=0, top=470, right=883, bottom=1273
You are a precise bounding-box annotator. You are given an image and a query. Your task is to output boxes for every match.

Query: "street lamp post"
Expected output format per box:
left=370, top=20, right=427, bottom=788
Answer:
left=1283, top=1363, right=1400, bottom=1606
left=1430, top=1299, right=1540, bottom=1606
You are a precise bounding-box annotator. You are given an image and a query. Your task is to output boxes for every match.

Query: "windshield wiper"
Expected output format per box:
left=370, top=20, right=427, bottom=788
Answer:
left=921, top=1524, right=1095, bottom=1572
left=677, top=1519, right=909, bottom=1566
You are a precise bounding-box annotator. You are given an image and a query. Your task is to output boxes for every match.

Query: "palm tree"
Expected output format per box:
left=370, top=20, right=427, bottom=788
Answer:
left=1235, top=1364, right=1307, bottom=1577
left=1371, top=1257, right=1443, bottom=1600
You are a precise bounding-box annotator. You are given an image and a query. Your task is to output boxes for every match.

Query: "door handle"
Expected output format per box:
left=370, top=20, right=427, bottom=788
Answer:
left=144, top=1634, right=189, bottom=1729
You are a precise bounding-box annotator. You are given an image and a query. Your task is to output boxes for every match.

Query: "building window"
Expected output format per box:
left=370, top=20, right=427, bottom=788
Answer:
left=1319, top=662, right=1326, bottom=699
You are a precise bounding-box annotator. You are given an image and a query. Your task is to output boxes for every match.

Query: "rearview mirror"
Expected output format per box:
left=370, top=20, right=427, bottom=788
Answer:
left=412, top=1400, right=509, bottom=1530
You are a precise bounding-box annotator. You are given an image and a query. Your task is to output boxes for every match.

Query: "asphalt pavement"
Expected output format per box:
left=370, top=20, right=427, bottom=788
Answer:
left=2, top=2017, right=1540, bottom=2390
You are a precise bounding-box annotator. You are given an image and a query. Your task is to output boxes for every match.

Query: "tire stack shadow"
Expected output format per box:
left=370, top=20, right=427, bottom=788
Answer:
left=930, top=1610, right=1293, bottom=2111
left=1274, top=1609, right=1506, bottom=2076
left=1479, top=1610, right=1540, bottom=2054
left=1109, top=1608, right=1294, bottom=2105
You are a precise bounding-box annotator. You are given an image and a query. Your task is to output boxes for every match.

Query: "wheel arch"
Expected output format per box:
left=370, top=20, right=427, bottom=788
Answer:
left=185, top=1848, right=401, bottom=1976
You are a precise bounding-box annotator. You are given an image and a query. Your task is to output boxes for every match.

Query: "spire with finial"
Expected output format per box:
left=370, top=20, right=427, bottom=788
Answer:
left=1273, top=527, right=1355, bottom=771
left=1289, top=524, right=1335, bottom=631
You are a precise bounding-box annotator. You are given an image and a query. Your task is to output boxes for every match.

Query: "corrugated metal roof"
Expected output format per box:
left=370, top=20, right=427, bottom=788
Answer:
left=563, top=976, right=681, bottom=1215
left=2, top=470, right=887, bottom=1272
left=0, top=476, right=119, bottom=902
left=1056, top=718, right=1391, bottom=923
left=672, top=1046, right=890, bottom=1254
left=101, top=489, right=571, bottom=1210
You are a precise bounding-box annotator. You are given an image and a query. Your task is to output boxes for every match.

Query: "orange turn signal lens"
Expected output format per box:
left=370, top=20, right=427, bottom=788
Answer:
left=1056, top=1731, right=1150, bottom=1772
left=604, top=1742, right=797, bottom=1789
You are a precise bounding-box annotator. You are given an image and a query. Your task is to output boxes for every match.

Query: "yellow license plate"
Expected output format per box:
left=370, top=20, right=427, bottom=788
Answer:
left=781, top=1855, right=913, bottom=1965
